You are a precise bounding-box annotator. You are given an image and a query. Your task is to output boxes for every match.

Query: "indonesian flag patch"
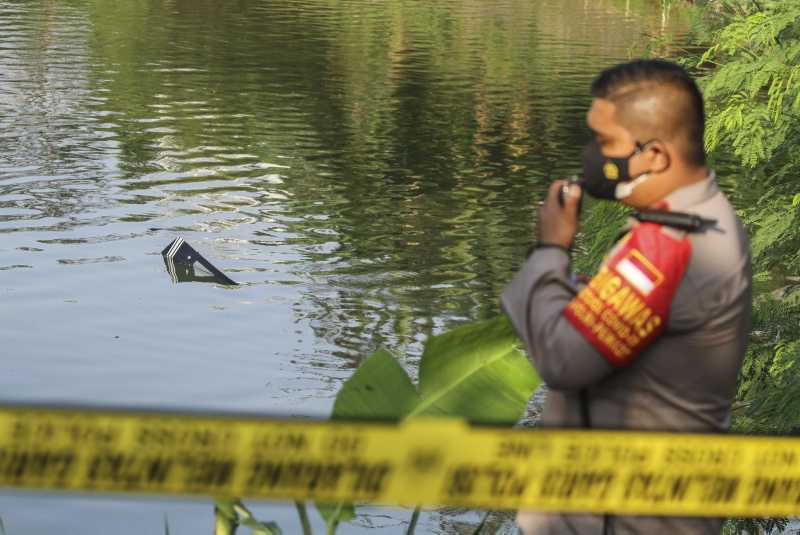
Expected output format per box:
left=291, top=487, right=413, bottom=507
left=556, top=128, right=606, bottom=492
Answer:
left=615, top=250, right=663, bottom=296
left=563, top=222, right=691, bottom=366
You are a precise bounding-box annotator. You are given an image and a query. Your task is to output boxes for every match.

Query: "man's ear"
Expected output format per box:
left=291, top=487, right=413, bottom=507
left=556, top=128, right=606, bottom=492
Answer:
left=645, top=140, right=671, bottom=173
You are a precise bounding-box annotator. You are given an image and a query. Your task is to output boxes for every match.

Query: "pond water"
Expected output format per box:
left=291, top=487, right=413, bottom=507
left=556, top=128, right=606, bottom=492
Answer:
left=0, top=0, right=688, bottom=532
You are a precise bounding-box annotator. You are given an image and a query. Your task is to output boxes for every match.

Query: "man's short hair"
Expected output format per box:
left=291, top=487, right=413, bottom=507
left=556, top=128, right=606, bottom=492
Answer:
left=590, top=59, right=706, bottom=166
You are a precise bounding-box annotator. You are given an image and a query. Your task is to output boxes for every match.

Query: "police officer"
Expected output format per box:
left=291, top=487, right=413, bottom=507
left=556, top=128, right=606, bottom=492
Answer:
left=500, top=59, right=752, bottom=534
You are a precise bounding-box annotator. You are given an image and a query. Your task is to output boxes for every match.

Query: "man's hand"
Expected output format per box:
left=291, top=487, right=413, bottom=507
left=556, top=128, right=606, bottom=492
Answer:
left=537, top=180, right=582, bottom=249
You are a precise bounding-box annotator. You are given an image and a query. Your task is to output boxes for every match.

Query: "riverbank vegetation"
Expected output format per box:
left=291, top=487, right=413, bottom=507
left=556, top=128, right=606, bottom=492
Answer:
left=688, top=1, right=800, bottom=532
left=697, top=0, right=800, bottom=417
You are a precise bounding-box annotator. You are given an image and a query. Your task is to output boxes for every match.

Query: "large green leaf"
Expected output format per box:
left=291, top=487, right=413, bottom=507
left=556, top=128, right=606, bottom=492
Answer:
left=330, top=317, right=539, bottom=423
left=331, top=348, right=420, bottom=420
left=317, top=315, right=540, bottom=532
left=318, top=348, right=420, bottom=531
left=413, top=315, right=539, bottom=424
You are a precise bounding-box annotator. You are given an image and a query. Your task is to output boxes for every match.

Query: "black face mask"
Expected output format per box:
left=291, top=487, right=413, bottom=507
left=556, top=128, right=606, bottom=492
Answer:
left=581, top=139, right=654, bottom=200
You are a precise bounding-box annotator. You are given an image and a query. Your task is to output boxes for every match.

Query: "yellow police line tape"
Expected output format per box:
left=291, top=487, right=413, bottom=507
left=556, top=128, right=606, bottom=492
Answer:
left=1, top=404, right=799, bottom=517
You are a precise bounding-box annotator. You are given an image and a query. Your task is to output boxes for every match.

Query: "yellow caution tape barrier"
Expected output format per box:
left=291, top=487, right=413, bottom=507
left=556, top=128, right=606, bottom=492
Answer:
left=1, top=404, right=799, bottom=517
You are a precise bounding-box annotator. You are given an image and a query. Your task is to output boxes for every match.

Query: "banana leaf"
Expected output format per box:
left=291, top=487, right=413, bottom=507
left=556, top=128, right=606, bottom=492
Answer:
left=331, top=348, right=420, bottom=420
left=318, top=348, right=420, bottom=530
left=316, top=315, right=540, bottom=532
left=413, top=314, right=538, bottom=423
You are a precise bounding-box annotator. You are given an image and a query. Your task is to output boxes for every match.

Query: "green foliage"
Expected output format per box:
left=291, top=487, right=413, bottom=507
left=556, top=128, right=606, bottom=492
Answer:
left=688, top=1, right=800, bottom=532
left=411, top=316, right=540, bottom=422
left=404, top=509, right=421, bottom=535
left=572, top=200, right=631, bottom=275
left=700, top=2, right=800, bottom=167
left=735, top=291, right=800, bottom=435
left=214, top=498, right=282, bottom=535
left=694, top=0, right=800, bottom=431
left=697, top=1, right=800, bottom=208
left=722, top=516, right=789, bottom=535
left=215, top=498, right=241, bottom=535
left=742, top=190, right=799, bottom=265
left=331, top=315, right=539, bottom=423
left=318, top=315, right=540, bottom=532
left=315, top=503, right=354, bottom=535
left=330, top=348, right=420, bottom=421
left=294, top=502, right=313, bottom=535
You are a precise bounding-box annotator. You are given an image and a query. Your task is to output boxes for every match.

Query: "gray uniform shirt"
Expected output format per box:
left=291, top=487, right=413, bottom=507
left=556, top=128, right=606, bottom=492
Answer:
left=500, top=175, right=752, bottom=534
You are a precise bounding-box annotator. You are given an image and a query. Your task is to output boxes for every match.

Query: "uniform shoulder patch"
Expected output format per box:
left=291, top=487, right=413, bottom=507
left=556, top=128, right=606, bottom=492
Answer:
left=562, top=223, right=692, bottom=366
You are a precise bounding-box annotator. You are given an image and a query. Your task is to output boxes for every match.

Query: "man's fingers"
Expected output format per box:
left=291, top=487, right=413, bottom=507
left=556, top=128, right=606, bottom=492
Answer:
left=563, top=183, right=582, bottom=216
left=547, top=180, right=566, bottom=205
left=538, top=180, right=579, bottom=248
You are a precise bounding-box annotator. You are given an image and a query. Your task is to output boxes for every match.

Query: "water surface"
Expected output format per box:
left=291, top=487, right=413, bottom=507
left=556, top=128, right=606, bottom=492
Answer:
left=0, top=0, right=688, bottom=532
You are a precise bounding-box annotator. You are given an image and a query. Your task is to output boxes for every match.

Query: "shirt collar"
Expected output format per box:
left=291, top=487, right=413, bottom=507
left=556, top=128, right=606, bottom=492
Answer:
left=661, top=170, right=719, bottom=211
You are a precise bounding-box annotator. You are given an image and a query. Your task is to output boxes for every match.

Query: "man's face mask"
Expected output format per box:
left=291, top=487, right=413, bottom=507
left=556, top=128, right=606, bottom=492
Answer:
left=581, top=138, right=663, bottom=200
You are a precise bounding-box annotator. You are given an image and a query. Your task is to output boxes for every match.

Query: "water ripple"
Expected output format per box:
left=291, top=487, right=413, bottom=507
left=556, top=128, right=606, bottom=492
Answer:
left=0, top=0, right=691, bottom=531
